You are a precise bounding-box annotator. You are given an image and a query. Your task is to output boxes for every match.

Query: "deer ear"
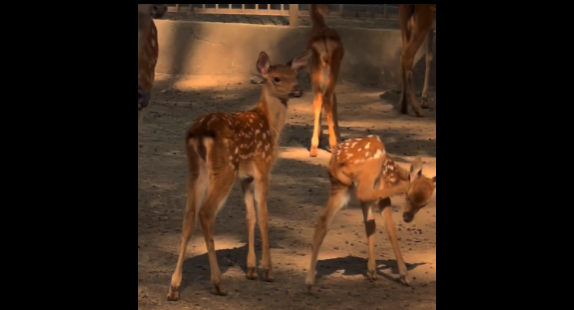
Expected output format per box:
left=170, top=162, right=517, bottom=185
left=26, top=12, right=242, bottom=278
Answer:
left=290, top=50, right=312, bottom=72
left=256, top=51, right=271, bottom=76
left=409, top=157, right=423, bottom=182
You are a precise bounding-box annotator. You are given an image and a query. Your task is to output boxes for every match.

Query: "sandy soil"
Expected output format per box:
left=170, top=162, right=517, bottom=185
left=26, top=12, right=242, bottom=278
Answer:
left=138, top=73, right=437, bottom=310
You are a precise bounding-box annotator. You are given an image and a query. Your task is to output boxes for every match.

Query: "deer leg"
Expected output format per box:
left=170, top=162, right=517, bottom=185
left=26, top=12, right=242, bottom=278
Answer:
left=356, top=177, right=410, bottom=203
left=421, top=29, right=434, bottom=109
left=306, top=182, right=351, bottom=291
left=309, top=90, right=323, bottom=157
left=361, top=202, right=378, bottom=281
left=198, top=172, right=235, bottom=296
left=403, top=23, right=434, bottom=118
left=323, top=92, right=339, bottom=153
left=254, top=176, right=274, bottom=282
left=168, top=159, right=209, bottom=301
left=242, top=177, right=258, bottom=280
left=381, top=204, right=410, bottom=286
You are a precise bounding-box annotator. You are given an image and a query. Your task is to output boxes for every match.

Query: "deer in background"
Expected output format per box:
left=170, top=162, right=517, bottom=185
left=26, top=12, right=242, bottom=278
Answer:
left=305, top=4, right=344, bottom=157
left=305, top=135, right=436, bottom=291
left=138, top=4, right=167, bottom=129
left=167, top=50, right=312, bottom=301
left=398, top=4, right=436, bottom=117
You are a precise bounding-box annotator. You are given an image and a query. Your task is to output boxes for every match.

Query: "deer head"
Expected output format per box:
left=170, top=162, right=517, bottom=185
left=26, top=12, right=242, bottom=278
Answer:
left=256, top=50, right=311, bottom=100
left=403, top=157, right=436, bottom=223
left=150, top=4, right=167, bottom=19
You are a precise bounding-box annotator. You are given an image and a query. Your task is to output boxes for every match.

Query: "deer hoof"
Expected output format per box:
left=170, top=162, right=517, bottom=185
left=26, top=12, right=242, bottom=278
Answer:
left=167, top=286, right=180, bottom=301
left=246, top=267, right=258, bottom=280
left=421, top=98, right=430, bottom=109
left=213, top=281, right=227, bottom=296
left=398, top=275, right=411, bottom=286
left=367, top=271, right=378, bottom=282
left=309, top=147, right=318, bottom=157
left=262, top=268, right=274, bottom=282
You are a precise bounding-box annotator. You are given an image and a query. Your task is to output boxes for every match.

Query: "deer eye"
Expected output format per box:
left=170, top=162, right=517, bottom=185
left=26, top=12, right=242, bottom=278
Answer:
left=273, top=77, right=281, bottom=83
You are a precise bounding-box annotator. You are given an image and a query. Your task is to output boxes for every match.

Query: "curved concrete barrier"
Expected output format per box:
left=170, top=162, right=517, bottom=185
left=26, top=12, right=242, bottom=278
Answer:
left=154, top=20, right=435, bottom=87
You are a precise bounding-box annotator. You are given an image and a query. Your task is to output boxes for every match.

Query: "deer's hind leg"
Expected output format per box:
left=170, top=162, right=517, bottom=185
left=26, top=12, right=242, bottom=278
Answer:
left=309, top=66, right=324, bottom=158
left=361, top=201, right=378, bottom=281
left=197, top=147, right=236, bottom=295
left=306, top=178, right=351, bottom=291
left=323, top=57, right=342, bottom=153
left=420, top=28, right=435, bottom=109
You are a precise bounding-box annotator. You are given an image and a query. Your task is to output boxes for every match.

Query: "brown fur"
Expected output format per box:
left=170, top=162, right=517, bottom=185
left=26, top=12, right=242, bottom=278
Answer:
left=305, top=135, right=436, bottom=291
left=306, top=4, right=344, bottom=157
left=138, top=4, right=166, bottom=129
left=167, top=50, right=312, bottom=301
left=398, top=4, right=436, bottom=117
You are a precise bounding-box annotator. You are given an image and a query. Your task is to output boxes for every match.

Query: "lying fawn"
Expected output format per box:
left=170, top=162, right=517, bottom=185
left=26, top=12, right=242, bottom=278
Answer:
left=167, top=50, right=312, bottom=301
left=306, top=4, right=344, bottom=157
left=398, top=4, right=436, bottom=117
left=138, top=4, right=165, bottom=129
left=306, top=135, right=436, bottom=291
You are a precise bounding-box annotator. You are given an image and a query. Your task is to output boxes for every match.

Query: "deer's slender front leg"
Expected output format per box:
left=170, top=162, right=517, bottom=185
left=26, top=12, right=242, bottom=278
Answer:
left=255, top=176, right=273, bottom=282
left=381, top=205, right=409, bottom=286
left=361, top=202, right=377, bottom=281
left=242, top=177, right=258, bottom=280
left=306, top=184, right=351, bottom=291
left=421, top=29, right=434, bottom=109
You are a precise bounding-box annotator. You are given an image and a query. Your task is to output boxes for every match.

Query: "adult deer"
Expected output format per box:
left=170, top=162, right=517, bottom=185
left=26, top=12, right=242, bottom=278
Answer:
left=167, top=50, right=312, bottom=301
left=305, top=135, right=436, bottom=291
left=397, top=4, right=436, bottom=117
left=303, top=4, right=344, bottom=157
left=138, top=4, right=166, bottom=129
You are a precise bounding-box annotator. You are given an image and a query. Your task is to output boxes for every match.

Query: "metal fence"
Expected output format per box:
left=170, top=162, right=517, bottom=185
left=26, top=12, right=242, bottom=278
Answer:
left=166, top=4, right=399, bottom=26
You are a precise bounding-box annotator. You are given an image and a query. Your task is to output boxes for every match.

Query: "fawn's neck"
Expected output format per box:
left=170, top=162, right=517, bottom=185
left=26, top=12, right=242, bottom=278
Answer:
left=255, top=87, right=288, bottom=143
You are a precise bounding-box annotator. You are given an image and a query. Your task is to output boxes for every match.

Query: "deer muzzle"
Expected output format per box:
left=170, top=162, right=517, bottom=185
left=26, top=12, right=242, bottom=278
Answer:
left=290, top=85, right=303, bottom=98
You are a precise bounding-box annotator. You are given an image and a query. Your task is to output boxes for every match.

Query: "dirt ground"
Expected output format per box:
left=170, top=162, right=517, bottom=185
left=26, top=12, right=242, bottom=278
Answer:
left=138, top=73, right=437, bottom=310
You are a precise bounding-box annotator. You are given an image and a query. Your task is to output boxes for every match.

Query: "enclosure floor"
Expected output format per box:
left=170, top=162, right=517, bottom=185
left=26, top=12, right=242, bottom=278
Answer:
left=138, top=74, right=437, bottom=310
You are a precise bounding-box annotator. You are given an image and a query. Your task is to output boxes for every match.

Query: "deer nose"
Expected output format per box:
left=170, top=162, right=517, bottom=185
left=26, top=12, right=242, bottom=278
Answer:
left=403, top=213, right=414, bottom=223
left=138, top=85, right=150, bottom=111
left=290, top=85, right=303, bottom=98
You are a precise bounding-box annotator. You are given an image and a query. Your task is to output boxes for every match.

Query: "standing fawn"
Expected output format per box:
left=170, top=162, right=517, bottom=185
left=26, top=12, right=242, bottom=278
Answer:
left=397, top=4, right=436, bottom=117
left=167, top=50, right=312, bottom=301
left=306, top=135, right=436, bottom=291
left=138, top=4, right=166, bottom=129
left=296, top=4, right=344, bottom=157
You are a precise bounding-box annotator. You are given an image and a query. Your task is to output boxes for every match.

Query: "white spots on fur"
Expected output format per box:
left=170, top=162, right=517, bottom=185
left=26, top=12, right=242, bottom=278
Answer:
left=365, top=143, right=370, bottom=150
left=262, top=133, right=267, bottom=139
left=373, top=149, right=384, bottom=159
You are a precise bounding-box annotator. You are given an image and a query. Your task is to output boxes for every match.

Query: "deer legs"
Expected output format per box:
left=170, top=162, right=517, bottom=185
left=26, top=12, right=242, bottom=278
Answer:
left=400, top=21, right=435, bottom=117
left=167, top=168, right=234, bottom=300
left=243, top=176, right=274, bottom=282
left=306, top=185, right=351, bottom=290
left=380, top=200, right=410, bottom=285
left=420, top=30, right=434, bottom=109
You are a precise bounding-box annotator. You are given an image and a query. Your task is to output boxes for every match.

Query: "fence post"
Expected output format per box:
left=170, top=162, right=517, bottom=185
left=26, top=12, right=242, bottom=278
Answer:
left=289, top=4, right=299, bottom=27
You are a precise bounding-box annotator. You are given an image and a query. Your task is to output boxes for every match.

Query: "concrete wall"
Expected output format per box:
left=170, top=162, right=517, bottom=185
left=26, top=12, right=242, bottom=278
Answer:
left=154, top=20, right=436, bottom=87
